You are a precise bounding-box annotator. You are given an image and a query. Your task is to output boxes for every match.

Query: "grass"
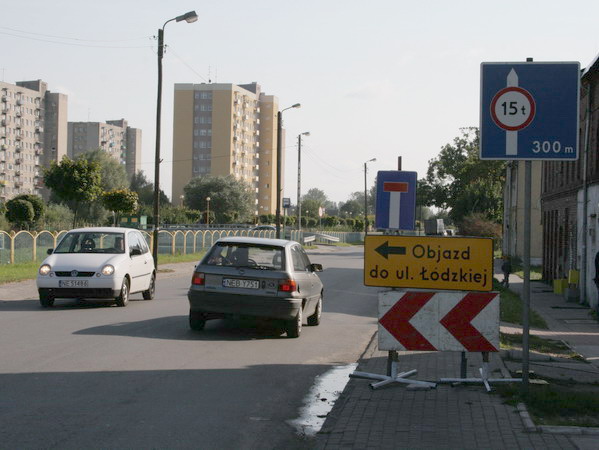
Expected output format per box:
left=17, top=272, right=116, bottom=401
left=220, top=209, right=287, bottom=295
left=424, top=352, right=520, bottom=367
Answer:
left=494, top=279, right=548, bottom=329
left=499, top=332, right=584, bottom=360
left=0, top=251, right=208, bottom=285
left=0, top=261, right=41, bottom=284
left=512, top=262, right=543, bottom=281
left=495, top=382, right=599, bottom=427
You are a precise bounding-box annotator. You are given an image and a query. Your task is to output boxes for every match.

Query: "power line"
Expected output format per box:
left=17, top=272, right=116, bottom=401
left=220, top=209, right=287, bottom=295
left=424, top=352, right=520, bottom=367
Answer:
left=0, top=30, right=152, bottom=48
left=166, top=46, right=209, bottom=83
left=0, top=26, right=151, bottom=42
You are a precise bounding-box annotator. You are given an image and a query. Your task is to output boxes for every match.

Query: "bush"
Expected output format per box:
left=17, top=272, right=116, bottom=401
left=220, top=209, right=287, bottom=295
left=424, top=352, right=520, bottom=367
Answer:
left=458, top=213, right=502, bottom=244
left=43, top=204, right=75, bottom=231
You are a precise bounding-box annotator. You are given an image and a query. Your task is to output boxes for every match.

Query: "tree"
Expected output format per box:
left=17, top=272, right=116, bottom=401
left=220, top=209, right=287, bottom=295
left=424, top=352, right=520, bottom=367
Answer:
left=5, top=199, right=35, bottom=230
left=302, top=188, right=327, bottom=205
left=301, top=199, right=321, bottom=218
left=339, top=199, right=363, bottom=218
left=102, top=189, right=139, bottom=226
left=43, top=156, right=103, bottom=226
left=6, top=194, right=45, bottom=229
left=420, top=127, right=505, bottom=223
left=183, top=175, right=253, bottom=223
left=81, top=149, right=128, bottom=191
left=130, top=171, right=169, bottom=206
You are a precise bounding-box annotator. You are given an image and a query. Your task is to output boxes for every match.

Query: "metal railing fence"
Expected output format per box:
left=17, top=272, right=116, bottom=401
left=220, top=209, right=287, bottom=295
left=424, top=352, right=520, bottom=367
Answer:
left=0, top=229, right=365, bottom=265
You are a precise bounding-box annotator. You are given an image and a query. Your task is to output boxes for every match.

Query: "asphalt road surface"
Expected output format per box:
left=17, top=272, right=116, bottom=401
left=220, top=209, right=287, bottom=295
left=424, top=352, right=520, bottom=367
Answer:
left=0, top=246, right=378, bottom=449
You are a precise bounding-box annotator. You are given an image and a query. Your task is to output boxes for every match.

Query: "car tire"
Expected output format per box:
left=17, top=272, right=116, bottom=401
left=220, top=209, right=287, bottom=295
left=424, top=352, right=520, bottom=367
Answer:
left=115, top=278, right=129, bottom=307
left=307, top=294, right=322, bottom=326
left=142, top=273, right=156, bottom=300
left=189, top=311, right=206, bottom=331
left=286, top=307, right=302, bottom=338
left=39, top=294, right=54, bottom=308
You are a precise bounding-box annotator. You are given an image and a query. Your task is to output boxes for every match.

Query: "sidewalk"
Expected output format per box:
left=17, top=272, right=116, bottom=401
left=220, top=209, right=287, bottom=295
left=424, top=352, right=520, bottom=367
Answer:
left=316, top=267, right=599, bottom=449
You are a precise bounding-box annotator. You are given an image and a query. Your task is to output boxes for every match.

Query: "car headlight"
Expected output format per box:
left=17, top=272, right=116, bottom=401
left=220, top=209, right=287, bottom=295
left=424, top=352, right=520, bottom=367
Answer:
left=39, top=264, right=52, bottom=276
left=101, top=264, right=115, bottom=276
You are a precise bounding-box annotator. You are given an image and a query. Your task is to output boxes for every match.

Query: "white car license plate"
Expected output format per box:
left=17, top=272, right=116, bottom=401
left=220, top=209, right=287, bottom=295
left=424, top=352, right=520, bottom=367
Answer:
left=59, top=280, right=89, bottom=288
left=222, top=278, right=259, bottom=289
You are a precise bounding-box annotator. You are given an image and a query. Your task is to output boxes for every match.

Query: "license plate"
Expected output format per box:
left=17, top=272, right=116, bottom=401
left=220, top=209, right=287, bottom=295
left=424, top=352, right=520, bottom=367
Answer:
left=59, top=280, right=89, bottom=288
left=222, top=278, right=259, bottom=289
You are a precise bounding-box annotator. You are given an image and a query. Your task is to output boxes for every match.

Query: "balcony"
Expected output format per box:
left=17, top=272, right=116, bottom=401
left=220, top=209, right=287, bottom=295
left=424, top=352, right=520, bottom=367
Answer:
left=35, top=149, right=43, bottom=156
left=36, top=125, right=44, bottom=133
left=15, top=159, right=22, bottom=166
left=1, top=118, right=9, bottom=126
left=15, top=146, right=22, bottom=153
left=1, top=96, right=6, bottom=103
left=16, top=99, right=22, bottom=106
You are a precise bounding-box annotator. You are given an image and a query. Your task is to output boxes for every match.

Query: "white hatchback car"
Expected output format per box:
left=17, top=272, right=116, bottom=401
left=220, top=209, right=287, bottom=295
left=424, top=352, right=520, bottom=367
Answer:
left=36, top=227, right=156, bottom=307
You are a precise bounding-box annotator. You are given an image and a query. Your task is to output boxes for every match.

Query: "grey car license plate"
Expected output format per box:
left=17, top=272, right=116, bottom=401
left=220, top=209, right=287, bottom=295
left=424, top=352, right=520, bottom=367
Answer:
left=222, top=278, right=259, bottom=289
left=59, top=280, right=89, bottom=288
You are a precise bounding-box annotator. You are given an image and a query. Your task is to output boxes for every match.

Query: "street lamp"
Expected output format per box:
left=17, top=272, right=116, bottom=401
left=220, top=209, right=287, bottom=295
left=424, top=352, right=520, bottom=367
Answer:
left=276, top=103, right=301, bottom=238
left=364, top=158, right=376, bottom=235
left=152, top=10, right=198, bottom=265
left=206, top=196, right=211, bottom=227
left=297, top=131, right=310, bottom=233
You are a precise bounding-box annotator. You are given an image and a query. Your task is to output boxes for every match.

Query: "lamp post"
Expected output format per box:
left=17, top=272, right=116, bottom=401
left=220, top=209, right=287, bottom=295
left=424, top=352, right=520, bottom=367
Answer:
left=297, top=131, right=310, bottom=233
left=152, top=10, right=198, bottom=265
left=206, top=196, right=211, bottom=227
left=364, top=158, right=376, bottom=235
left=276, top=103, right=301, bottom=239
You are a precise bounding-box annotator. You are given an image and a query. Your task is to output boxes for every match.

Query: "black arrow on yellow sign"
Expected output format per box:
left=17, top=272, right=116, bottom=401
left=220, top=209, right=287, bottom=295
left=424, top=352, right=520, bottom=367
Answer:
left=375, top=241, right=407, bottom=259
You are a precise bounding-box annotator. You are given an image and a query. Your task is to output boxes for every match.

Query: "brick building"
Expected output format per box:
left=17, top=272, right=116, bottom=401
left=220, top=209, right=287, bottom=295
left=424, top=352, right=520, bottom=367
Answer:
left=541, top=54, right=599, bottom=308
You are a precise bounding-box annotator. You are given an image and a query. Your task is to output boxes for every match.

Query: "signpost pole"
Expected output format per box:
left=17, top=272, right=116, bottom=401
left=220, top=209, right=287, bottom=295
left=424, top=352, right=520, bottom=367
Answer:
left=522, top=160, right=531, bottom=393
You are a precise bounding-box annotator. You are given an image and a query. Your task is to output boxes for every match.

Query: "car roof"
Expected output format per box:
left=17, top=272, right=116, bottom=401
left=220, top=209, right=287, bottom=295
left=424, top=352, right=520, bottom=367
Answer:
left=66, top=227, right=138, bottom=234
left=216, top=236, right=298, bottom=247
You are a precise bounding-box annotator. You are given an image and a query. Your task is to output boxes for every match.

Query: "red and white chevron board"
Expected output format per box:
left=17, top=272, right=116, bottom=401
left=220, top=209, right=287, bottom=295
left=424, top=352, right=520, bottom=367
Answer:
left=378, top=291, right=499, bottom=352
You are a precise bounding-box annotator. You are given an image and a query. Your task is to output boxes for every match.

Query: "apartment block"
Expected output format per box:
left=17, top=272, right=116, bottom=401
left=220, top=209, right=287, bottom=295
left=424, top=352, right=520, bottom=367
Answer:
left=0, top=79, right=67, bottom=201
left=68, top=119, right=142, bottom=178
left=172, top=82, right=280, bottom=215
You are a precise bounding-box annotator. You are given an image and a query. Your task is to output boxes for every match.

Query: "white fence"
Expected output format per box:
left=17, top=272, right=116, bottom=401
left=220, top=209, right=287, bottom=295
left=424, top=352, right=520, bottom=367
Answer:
left=0, top=229, right=364, bottom=265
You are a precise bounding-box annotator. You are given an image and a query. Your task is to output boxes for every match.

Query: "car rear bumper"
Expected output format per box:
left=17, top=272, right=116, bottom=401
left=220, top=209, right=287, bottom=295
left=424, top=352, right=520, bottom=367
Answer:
left=39, top=287, right=119, bottom=299
left=188, top=290, right=301, bottom=320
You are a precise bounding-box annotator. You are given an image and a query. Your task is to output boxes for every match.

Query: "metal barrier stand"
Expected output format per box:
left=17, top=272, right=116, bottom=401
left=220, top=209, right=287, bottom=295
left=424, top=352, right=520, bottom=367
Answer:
left=439, top=352, right=522, bottom=392
left=350, top=350, right=436, bottom=390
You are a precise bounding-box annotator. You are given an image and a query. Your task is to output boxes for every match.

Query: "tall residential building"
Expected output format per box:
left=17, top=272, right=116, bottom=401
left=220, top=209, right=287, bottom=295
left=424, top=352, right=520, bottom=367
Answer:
left=0, top=79, right=68, bottom=201
left=172, top=82, right=281, bottom=215
left=67, top=119, right=142, bottom=178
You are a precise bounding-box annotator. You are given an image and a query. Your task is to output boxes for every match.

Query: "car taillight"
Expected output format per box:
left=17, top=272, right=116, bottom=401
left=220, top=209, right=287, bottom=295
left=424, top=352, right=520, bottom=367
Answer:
left=192, top=272, right=205, bottom=286
left=278, top=279, right=297, bottom=292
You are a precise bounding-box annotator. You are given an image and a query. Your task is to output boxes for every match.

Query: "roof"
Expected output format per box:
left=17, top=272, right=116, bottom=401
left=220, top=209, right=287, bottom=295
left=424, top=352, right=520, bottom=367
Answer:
left=67, top=227, right=137, bottom=233
left=216, top=236, right=298, bottom=247
left=582, top=52, right=599, bottom=79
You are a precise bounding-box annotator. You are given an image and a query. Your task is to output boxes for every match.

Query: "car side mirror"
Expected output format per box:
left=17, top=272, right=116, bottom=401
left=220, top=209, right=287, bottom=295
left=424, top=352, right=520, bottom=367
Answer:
left=47, top=248, right=53, bottom=255
left=130, top=248, right=142, bottom=257
left=310, top=263, right=323, bottom=272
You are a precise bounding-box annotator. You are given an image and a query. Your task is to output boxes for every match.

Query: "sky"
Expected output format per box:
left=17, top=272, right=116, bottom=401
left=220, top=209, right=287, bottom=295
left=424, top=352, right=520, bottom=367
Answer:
left=2, top=1, right=599, bottom=205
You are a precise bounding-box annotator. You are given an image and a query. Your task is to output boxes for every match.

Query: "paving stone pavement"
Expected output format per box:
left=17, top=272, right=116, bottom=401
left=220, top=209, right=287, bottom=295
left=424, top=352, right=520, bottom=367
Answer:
left=315, top=259, right=599, bottom=450
left=316, top=333, right=577, bottom=449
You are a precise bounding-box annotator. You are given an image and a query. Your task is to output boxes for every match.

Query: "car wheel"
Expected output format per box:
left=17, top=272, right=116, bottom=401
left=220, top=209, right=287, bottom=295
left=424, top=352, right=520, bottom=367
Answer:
left=115, top=278, right=129, bottom=307
left=39, top=294, right=54, bottom=308
left=142, top=273, right=156, bottom=300
left=307, top=294, right=322, bottom=326
left=189, top=311, right=206, bottom=331
left=286, top=307, right=302, bottom=338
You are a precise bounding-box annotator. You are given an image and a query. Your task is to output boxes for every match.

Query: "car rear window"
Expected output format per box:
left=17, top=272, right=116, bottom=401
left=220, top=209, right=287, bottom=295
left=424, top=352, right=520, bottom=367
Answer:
left=203, top=243, right=284, bottom=270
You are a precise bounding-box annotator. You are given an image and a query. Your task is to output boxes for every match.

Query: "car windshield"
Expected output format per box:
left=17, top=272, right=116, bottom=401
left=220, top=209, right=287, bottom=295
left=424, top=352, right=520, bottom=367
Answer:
left=54, top=232, right=126, bottom=254
left=203, top=243, right=284, bottom=270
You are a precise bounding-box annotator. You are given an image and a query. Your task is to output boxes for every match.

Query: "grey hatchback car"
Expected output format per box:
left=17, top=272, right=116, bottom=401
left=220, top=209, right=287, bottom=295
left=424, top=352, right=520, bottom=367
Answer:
left=188, top=237, right=324, bottom=338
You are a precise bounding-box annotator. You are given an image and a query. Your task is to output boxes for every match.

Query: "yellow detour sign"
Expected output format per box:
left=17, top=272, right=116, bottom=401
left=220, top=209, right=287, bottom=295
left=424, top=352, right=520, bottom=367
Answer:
left=364, top=235, right=493, bottom=291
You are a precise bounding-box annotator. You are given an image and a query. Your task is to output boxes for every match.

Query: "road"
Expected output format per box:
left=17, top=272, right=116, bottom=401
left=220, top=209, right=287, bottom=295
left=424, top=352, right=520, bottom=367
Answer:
left=0, top=246, right=378, bottom=449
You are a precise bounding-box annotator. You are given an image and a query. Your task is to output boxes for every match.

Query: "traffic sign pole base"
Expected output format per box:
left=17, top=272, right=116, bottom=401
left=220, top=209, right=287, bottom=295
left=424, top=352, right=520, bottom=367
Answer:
left=439, top=361, right=521, bottom=392
left=350, top=361, right=436, bottom=390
